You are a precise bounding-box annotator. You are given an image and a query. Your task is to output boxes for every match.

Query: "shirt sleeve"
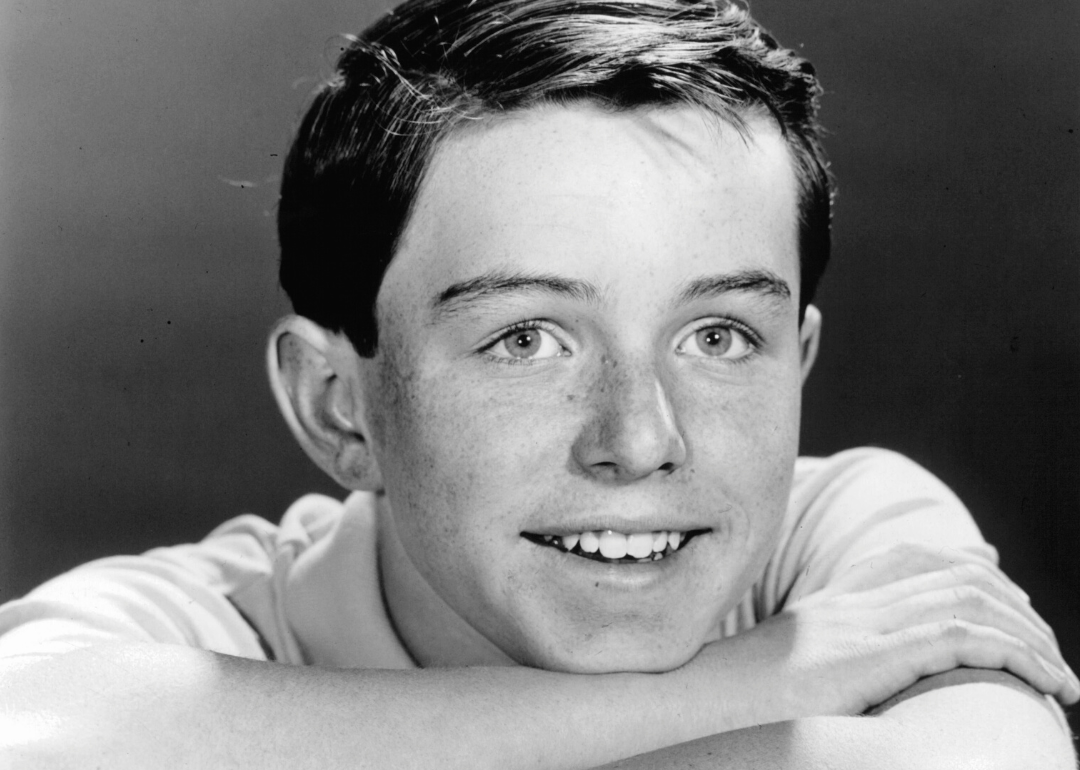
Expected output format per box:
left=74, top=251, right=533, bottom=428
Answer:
left=755, top=447, right=999, bottom=619
left=756, top=447, right=1071, bottom=737
left=0, top=514, right=282, bottom=664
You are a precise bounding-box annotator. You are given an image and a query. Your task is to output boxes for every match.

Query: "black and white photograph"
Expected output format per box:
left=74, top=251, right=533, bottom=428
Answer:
left=1, top=0, right=1077, bottom=764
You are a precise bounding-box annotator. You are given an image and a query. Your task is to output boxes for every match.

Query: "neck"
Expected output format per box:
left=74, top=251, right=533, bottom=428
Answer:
left=375, top=494, right=517, bottom=668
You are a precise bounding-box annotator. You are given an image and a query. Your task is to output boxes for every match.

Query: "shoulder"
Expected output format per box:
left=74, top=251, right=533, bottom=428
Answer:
left=870, top=669, right=1076, bottom=768
left=0, top=493, right=358, bottom=663
left=788, top=447, right=989, bottom=551
left=792, top=446, right=958, bottom=504
left=210, top=492, right=351, bottom=563
left=753, top=448, right=997, bottom=617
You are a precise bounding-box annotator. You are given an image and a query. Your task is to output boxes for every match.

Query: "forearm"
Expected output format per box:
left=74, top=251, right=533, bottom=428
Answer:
left=0, top=643, right=710, bottom=770
left=599, top=681, right=1076, bottom=770
left=3, top=614, right=1073, bottom=770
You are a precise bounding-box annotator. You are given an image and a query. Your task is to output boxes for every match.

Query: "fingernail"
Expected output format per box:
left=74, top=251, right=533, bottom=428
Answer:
left=1039, top=657, right=1061, bottom=684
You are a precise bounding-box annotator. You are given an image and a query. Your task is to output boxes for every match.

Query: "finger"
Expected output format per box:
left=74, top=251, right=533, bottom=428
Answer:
left=862, top=562, right=1056, bottom=646
left=881, top=583, right=1062, bottom=673
left=897, top=620, right=1079, bottom=705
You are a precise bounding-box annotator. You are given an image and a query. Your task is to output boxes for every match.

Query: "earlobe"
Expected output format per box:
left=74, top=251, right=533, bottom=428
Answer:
left=266, top=315, right=383, bottom=491
left=799, top=305, right=822, bottom=384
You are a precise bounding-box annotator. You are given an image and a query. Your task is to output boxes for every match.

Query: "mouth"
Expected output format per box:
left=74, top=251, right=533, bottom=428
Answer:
left=521, top=528, right=708, bottom=564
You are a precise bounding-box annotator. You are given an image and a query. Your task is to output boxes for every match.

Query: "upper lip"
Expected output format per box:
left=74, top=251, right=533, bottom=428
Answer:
left=519, top=503, right=729, bottom=537
left=521, top=520, right=714, bottom=536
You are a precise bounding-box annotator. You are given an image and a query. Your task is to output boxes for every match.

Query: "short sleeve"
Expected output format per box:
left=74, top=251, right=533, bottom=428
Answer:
left=755, top=447, right=999, bottom=619
left=0, top=514, right=283, bottom=663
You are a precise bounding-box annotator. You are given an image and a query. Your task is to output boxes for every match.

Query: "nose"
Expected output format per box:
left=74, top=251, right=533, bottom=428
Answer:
left=571, top=356, right=688, bottom=482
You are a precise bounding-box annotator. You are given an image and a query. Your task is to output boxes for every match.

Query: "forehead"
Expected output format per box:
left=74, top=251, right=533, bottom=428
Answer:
left=383, top=102, right=800, bottom=317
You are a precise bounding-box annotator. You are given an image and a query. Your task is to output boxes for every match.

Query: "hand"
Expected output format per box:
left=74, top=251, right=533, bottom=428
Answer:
left=683, top=544, right=1078, bottom=732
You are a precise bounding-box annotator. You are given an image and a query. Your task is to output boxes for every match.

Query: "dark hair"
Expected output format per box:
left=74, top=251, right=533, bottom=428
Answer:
left=279, top=0, right=832, bottom=356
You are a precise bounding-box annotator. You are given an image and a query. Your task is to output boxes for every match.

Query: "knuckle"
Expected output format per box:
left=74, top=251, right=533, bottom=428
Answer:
left=992, top=633, right=1029, bottom=662
left=933, top=619, right=1027, bottom=659
left=949, top=583, right=987, bottom=609
left=938, top=617, right=973, bottom=643
left=994, top=628, right=1028, bottom=656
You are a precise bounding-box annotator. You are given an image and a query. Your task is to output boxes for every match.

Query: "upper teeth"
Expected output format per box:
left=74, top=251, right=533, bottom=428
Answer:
left=541, top=530, right=685, bottom=560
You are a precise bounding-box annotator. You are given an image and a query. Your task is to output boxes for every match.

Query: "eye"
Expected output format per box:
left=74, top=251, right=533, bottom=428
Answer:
left=677, top=322, right=755, bottom=360
left=485, top=323, right=568, bottom=362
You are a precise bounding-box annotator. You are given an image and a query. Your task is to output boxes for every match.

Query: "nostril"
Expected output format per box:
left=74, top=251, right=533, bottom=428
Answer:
left=658, top=462, right=676, bottom=473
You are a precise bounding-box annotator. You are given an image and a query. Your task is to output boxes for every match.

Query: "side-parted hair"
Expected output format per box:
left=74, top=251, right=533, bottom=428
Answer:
left=279, top=0, right=832, bottom=356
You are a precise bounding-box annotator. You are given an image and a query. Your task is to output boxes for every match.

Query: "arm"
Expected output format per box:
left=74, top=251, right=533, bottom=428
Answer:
left=0, top=642, right=742, bottom=770
left=607, top=543, right=1076, bottom=770
left=600, top=675, right=1075, bottom=770
left=2, top=641, right=1071, bottom=770
left=2, top=556, right=1075, bottom=770
left=595, top=564, right=1076, bottom=770
left=2, top=456, right=1073, bottom=767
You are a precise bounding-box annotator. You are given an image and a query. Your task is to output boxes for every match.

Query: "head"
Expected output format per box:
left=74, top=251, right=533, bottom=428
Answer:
left=271, top=0, right=830, bottom=673
left=278, top=0, right=831, bottom=354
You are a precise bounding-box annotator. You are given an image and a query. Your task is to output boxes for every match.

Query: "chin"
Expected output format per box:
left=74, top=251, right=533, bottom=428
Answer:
left=518, top=626, right=705, bottom=674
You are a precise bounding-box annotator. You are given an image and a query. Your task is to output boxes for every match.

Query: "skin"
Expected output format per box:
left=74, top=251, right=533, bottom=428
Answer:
left=0, top=101, right=1075, bottom=770
left=353, top=101, right=821, bottom=673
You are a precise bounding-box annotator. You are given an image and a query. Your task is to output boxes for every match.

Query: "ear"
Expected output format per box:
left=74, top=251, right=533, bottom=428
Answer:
left=799, top=304, right=822, bottom=384
left=267, top=315, right=383, bottom=491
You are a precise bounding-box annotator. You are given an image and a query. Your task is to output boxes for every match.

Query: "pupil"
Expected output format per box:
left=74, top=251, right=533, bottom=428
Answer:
left=697, top=327, right=731, bottom=355
left=512, top=331, right=538, bottom=356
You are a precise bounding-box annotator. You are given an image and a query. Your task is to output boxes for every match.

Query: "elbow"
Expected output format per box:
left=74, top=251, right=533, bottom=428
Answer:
left=871, top=678, right=1076, bottom=770
left=1, top=655, right=107, bottom=769
left=925, top=741, right=1075, bottom=770
left=1, top=733, right=80, bottom=770
left=882, top=705, right=1076, bottom=770
left=0, top=645, right=214, bottom=769
left=969, top=728, right=1076, bottom=770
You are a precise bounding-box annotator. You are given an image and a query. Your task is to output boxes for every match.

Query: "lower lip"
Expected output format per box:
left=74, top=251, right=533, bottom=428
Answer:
left=524, top=534, right=705, bottom=590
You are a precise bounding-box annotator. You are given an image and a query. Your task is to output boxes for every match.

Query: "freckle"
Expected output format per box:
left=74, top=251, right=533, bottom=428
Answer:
left=566, top=394, right=575, bottom=402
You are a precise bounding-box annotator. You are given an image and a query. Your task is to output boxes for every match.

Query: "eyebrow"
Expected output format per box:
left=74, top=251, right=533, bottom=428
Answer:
left=432, top=270, right=603, bottom=319
left=430, top=267, right=792, bottom=320
left=678, top=269, right=792, bottom=305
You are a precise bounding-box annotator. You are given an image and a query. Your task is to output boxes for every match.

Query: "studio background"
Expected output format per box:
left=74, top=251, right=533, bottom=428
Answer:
left=1, top=0, right=1077, bottom=734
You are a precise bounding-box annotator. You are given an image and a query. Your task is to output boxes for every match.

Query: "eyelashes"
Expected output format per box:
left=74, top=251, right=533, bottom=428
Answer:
left=479, top=317, right=762, bottom=366
left=675, top=318, right=759, bottom=362
left=480, top=320, right=570, bottom=364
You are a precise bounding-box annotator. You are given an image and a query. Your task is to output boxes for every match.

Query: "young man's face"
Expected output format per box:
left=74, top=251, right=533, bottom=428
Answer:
left=361, top=102, right=817, bottom=673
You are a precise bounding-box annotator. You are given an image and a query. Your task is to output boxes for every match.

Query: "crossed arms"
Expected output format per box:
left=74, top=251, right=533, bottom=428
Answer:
left=0, top=541, right=1074, bottom=769
left=1, top=450, right=1076, bottom=768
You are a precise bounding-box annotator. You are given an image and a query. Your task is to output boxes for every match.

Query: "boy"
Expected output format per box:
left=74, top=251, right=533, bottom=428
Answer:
left=1, top=1, right=1074, bottom=766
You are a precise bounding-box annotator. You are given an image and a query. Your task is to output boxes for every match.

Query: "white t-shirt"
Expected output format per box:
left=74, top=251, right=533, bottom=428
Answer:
left=0, top=448, right=999, bottom=670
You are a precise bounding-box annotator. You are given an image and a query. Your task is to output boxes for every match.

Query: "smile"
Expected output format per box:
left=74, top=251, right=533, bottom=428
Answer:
left=521, top=529, right=707, bottom=564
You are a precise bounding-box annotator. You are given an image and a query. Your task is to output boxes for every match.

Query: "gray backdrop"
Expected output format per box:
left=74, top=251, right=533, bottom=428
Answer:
left=1, top=0, right=1077, bottom=734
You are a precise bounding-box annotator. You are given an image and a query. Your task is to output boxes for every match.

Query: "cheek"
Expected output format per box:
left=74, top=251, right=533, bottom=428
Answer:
left=370, top=361, right=472, bottom=541
left=682, top=368, right=801, bottom=530
left=685, top=364, right=801, bottom=456
left=368, top=351, right=573, bottom=542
